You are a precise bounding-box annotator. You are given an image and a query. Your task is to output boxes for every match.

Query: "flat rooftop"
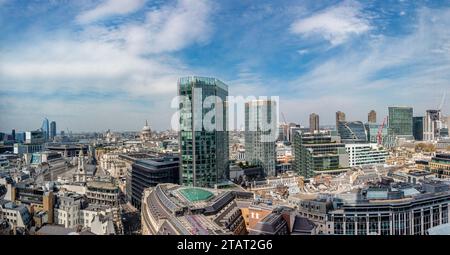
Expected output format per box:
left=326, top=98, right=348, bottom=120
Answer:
left=87, top=181, right=117, bottom=190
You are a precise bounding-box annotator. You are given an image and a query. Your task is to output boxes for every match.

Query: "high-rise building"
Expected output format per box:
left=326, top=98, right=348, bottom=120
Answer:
left=11, top=129, right=15, bottom=142
left=309, top=113, right=319, bottom=133
left=41, top=118, right=49, bottom=141
left=368, top=110, right=377, bottom=123
left=388, top=106, right=413, bottom=137
left=287, top=124, right=301, bottom=143
left=337, top=121, right=368, bottom=143
left=424, top=110, right=442, bottom=141
left=293, top=131, right=349, bottom=178
left=413, top=116, right=424, bottom=141
left=50, top=121, right=56, bottom=140
left=364, top=123, right=388, bottom=143
left=178, top=76, right=229, bottom=187
left=245, top=100, right=277, bottom=177
left=335, top=111, right=346, bottom=130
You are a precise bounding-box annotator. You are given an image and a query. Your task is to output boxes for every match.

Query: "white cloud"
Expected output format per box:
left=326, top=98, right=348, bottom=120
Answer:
left=80, top=0, right=212, bottom=54
left=0, top=40, right=183, bottom=97
left=76, top=0, right=146, bottom=24
left=0, top=0, right=214, bottom=131
left=0, top=0, right=213, bottom=96
left=285, top=7, right=450, bottom=125
left=127, top=0, right=212, bottom=54
left=290, top=0, right=371, bottom=46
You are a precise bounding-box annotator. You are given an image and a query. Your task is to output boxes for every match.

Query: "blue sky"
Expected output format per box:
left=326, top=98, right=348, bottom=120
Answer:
left=0, top=0, right=449, bottom=132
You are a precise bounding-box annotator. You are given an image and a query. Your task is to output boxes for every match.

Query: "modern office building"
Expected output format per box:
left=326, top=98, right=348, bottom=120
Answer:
left=337, top=121, right=368, bottom=143
left=388, top=106, right=413, bottom=137
left=178, top=76, right=229, bottom=187
left=41, top=118, right=49, bottom=141
left=11, top=129, right=15, bottom=142
left=13, top=130, right=45, bottom=156
left=293, top=131, right=349, bottom=178
left=424, top=110, right=442, bottom=141
left=25, top=130, right=45, bottom=144
left=345, top=143, right=388, bottom=167
left=413, top=116, right=424, bottom=141
left=309, top=113, right=320, bottom=133
left=364, top=123, right=388, bottom=144
left=129, top=156, right=180, bottom=209
left=141, top=184, right=252, bottom=235
left=335, top=111, right=346, bottom=130
left=50, top=121, right=56, bottom=140
left=245, top=100, right=277, bottom=177
left=327, top=181, right=450, bottom=235
left=368, top=110, right=377, bottom=123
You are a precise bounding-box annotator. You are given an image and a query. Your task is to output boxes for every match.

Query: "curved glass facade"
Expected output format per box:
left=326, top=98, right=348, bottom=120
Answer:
left=337, top=121, right=368, bottom=143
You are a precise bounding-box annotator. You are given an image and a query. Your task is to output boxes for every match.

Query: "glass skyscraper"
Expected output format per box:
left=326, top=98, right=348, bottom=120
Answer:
left=245, top=100, right=277, bottom=177
left=41, top=117, right=49, bottom=141
left=413, top=116, right=424, bottom=141
left=178, top=76, right=229, bottom=187
left=388, top=106, right=413, bottom=137
left=50, top=121, right=57, bottom=140
left=365, top=123, right=388, bottom=143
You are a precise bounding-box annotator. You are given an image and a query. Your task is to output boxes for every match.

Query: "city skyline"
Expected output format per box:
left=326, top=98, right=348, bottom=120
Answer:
left=1, top=0, right=450, bottom=132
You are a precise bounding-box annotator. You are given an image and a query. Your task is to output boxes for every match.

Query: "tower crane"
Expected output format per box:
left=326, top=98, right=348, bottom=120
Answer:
left=377, top=116, right=387, bottom=145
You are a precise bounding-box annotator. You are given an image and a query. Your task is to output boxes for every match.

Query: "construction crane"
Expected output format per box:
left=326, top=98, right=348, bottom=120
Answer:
left=438, top=90, right=446, bottom=111
left=377, top=116, right=387, bottom=145
left=281, top=112, right=287, bottom=125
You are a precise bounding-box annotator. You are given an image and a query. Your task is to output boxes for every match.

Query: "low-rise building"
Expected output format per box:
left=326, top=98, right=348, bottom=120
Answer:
left=86, top=178, right=119, bottom=207
left=0, top=200, right=32, bottom=229
left=429, top=153, right=450, bottom=178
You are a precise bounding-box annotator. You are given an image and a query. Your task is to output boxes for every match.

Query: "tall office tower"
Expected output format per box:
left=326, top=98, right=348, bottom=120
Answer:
left=388, top=106, right=413, bottom=137
left=309, top=113, right=320, bottom=133
left=178, top=76, right=229, bottom=187
left=365, top=123, right=387, bottom=143
left=11, top=129, right=15, bottom=142
left=41, top=117, right=49, bottom=141
left=50, top=121, right=56, bottom=140
left=413, top=117, right=424, bottom=141
left=287, top=123, right=301, bottom=143
left=277, top=123, right=289, bottom=142
left=293, top=131, right=349, bottom=178
left=424, top=110, right=441, bottom=141
left=245, top=100, right=277, bottom=177
left=335, top=111, right=346, bottom=130
left=368, top=110, right=377, bottom=123
left=337, top=121, right=368, bottom=143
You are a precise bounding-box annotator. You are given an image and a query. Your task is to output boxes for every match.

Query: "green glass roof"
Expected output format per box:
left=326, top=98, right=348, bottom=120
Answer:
left=179, top=188, right=214, bottom=202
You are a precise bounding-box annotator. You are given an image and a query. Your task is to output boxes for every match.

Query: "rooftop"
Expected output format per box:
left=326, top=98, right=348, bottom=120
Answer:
left=87, top=180, right=117, bottom=190
left=179, top=188, right=214, bottom=202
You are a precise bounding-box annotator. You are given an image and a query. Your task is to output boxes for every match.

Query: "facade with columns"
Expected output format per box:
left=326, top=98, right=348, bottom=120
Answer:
left=327, top=190, right=450, bottom=235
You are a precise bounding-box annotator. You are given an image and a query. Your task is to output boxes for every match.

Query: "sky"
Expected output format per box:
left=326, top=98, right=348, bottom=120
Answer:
left=0, top=0, right=449, bottom=132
